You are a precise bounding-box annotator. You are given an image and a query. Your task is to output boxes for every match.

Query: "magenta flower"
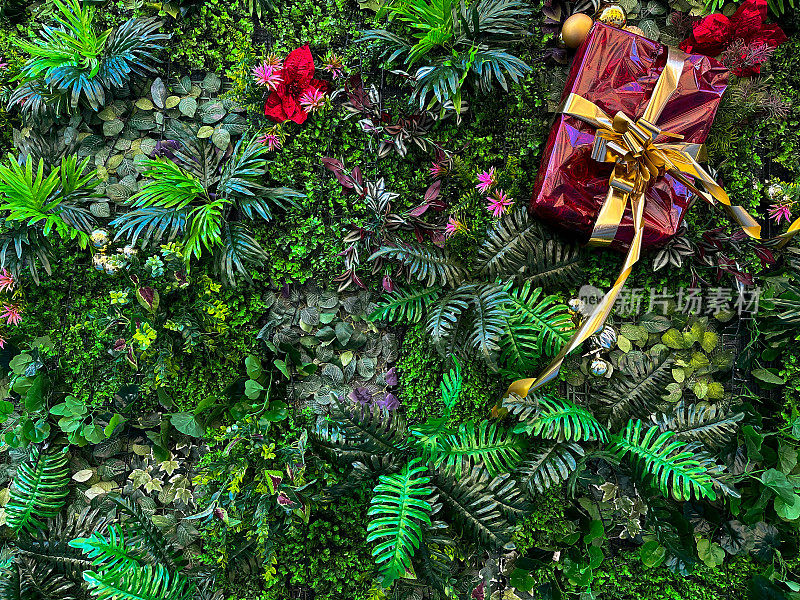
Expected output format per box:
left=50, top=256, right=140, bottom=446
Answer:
left=0, top=334, right=6, bottom=349
left=256, top=132, right=282, bottom=151
left=768, top=200, right=794, bottom=225
left=0, top=303, right=22, bottom=326
left=486, top=189, right=513, bottom=218
left=323, top=53, right=345, bottom=79
left=445, top=216, right=463, bottom=238
left=0, top=58, right=7, bottom=70
left=476, top=167, right=497, bottom=193
left=299, top=87, right=326, bottom=113
left=0, top=269, right=14, bottom=292
left=430, top=162, right=448, bottom=179
left=253, top=60, right=283, bottom=91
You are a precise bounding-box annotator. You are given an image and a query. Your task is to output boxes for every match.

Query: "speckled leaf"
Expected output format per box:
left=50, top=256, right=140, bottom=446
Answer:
left=179, top=97, right=198, bottom=117
left=211, top=128, right=230, bottom=149
left=135, top=98, right=155, bottom=110
left=197, top=126, right=214, bottom=139
left=202, top=72, right=222, bottom=93
left=165, top=95, right=181, bottom=109
left=199, top=101, right=225, bottom=124
left=151, top=77, right=167, bottom=108
left=173, top=75, right=192, bottom=95
left=103, top=119, right=124, bottom=136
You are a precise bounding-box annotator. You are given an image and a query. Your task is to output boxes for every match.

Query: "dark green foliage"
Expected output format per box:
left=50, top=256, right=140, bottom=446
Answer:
left=366, top=458, right=433, bottom=587
left=652, top=401, right=744, bottom=449
left=431, top=467, right=518, bottom=550
left=370, top=243, right=467, bottom=287
left=610, top=420, right=716, bottom=502
left=467, top=283, right=508, bottom=360
left=427, top=284, right=476, bottom=351
left=525, top=237, right=586, bottom=289
left=476, top=205, right=541, bottom=279
left=0, top=559, right=79, bottom=600
left=369, top=285, right=443, bottom=323
left=597, top=351, right=674, bottom=429
left=6, top=446, right=70, bottom=533
left=515, top=441, right=584, bottom=496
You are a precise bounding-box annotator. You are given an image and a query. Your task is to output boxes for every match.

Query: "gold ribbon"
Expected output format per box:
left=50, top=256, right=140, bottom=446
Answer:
left=507, top=47, right=800, bottom=400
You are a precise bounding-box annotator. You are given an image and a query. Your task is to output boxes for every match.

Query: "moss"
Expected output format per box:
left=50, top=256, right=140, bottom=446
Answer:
left=512, top=488, right=576, bottom=554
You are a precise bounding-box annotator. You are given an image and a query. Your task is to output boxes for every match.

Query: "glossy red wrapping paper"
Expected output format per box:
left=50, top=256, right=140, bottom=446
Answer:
left=530, top=23, right=729, bottom=251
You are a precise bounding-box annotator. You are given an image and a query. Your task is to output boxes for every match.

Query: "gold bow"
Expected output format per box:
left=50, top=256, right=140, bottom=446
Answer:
left=507, top=47, right=800, bottom=400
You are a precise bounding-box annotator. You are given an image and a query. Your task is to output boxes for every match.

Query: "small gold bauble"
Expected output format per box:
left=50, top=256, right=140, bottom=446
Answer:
left=624, top=25, right=645, bottom=36
left=561, top=13, right=594, bottom=49
left=596, top=3, right=627, bottom=28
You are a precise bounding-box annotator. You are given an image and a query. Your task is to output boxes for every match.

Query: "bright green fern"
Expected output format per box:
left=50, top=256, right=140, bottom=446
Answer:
left=366, top=458, right=433, bottom=587
left=514, top=394, right=608, bottom=442
left=6, top=446, right=70, bottom=533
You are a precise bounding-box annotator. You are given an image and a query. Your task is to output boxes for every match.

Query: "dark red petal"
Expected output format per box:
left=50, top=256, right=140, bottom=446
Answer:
left=264, top=91, right=288, bottom=122
left=283, top=44, right=315, bottom=86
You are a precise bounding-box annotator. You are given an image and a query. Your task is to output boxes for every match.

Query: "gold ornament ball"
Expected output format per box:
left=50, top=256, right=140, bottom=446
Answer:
left=596, top=3, right=627, bottom=28
left=561, top=13, right=594, bottom=49
left=624, top=25, right=645, bottom=36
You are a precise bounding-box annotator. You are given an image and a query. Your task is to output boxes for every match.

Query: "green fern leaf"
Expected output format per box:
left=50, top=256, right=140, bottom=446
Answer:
left=366, top=458, right=433, bottom=587
left=370, top=286, right=442, bottom=323
left=369, top=244, right=466, bottom=287
left=83, top=563, right=194, bottom=600
left=525, top=237, right=584, bottom=289
left=440, top=356, right=462, bottom=411
left=436, top=420, right=526, bottom=477
left=431, top=467, right=516, bottom=549
left=516, top=441, right=584, bottom=495
left=476, top=205, right=540, bottom=280
left=516, top=394, right=608, bottom=442
left=6, top=446, right=69, bottom=533
left=651, top=401, right=744, bottom=449
left=467, top=283, right=508, bottom=361
left=426, top=285, right=474, bottom=351
left=69, top=525, right=141, bottom=574
left=610, top=419, right=716, bottom=501
left=597, top=351, right=674, bottom=429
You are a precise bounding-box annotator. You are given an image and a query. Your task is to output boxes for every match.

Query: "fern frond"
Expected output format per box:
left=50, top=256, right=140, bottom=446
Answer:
left=596, top=352, right=674, bottom=429
left=516, top=441, right=584, bottom=496
left=369, top=244, right=466, bottom=287
left=500, top=282, right=573, bottom=373
left=466, top=283, right=508, bottom=361
left=111, top=497, right=186, bottom=571
left=214, top=222, right=268, bottom=287
left=516, top=394, right=608, bottom=442
left=610, top=420, right=716, bottom=501
left=366, top=458, right=433, bottom=588
left=6, top=446, right=69, bottom=533
left=131, top=158, right=206, bottom=209
left=3, top=559, right=80, bottom=600
left=524, top=237, right=584, bottom=289
left=440, top=356, right=462, bottom=411
left=69, top=525, right=141, bottom=574
left=370, top=286, right=442, bottom=323
left=431, top=467, right=516, bottom=549
left=83, top=563, right=194, bottom=600
left=313, top=394, right=409, bottom=463
left=436, top=420, right=526, bottom=477
left=427, top=284, right=475, bottom=352
left=651, top=401, right=744, bottom=449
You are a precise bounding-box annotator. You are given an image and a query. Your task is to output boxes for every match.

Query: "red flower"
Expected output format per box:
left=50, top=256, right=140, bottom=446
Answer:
left=679, top=0, right=786, bottom=76
left=264, top=45, right=330, bottom=125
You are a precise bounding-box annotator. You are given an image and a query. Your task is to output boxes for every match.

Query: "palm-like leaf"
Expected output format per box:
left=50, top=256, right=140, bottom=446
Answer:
left=651, top=401, right=743, bottom=449
left=500, top=282, right=573, bottom=374
left=597, top=352, right=674, bottom=429
left=219, top=137, right=270, bottom=202
left=82, top=563, right=194, bottom=600
left=369, top=243, right=466, bottom=287
left=1, top=559, right=79, bottom=600
left=69, top=525, right=141, bottom=574
left=109, top=205, right=188, bottom=248
left=436, top=419, right=526, bottom=477
left=0, top=224, right=54, bottom=284
left=467, top=283, right=508, bottom=361
left=431, top=467, right=516, bottom=549
left=610, top=419, right=716, bottom=501
left=98, top=17, right=169, bottom=89
left=516, top=441, right=584, bottom=496
left=476, top=206, right=541, bottom=280
left=525, top=237, right=584, bottom=289
left=111, top=497, right=186, bottom=571
left=366, top=458, right=433, bottom=587
left=514, top=394, right=608, bottom=442
left=369, top=285, right=442, bottom=323
left=213, top=222, right=268, bottom=286
left=427, top=284, right=475, bottom=351
left=6, top=446, right=70, bottom=533
left=131, top=159, right=206, bottom=209
left=0, top=154, right=97, bottom=248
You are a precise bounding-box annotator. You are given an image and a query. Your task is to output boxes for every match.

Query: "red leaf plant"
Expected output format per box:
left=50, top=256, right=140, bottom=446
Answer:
left=264, top=45, right=330, bottom=125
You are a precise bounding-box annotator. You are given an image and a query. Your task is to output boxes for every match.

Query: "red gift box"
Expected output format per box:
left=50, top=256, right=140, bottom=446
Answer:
left=530, top=23, right=729, bottom=251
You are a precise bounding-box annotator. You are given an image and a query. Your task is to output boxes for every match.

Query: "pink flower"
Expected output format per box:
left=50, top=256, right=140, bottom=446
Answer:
left=476, top=167, right=497, bottom=193
left=445, top=216, right=464, bottom=238
left=323, top=53, right=345, bottom=79
left=768, top=200, right=793, bottom=224
left=486, top=189, right=513, bottom=218
left=0, top=303, right=22, bottom=326
left=253, top=60, right=283, bottom=91
left=256, top=132, right=282, bottom=151
left=0, top=269, right=14, bottom=292
left=0, top=334, right=6, bottom=349
left=430, top=162, right=448, bottom=179
left=299, top=87, right=326, bottom=113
